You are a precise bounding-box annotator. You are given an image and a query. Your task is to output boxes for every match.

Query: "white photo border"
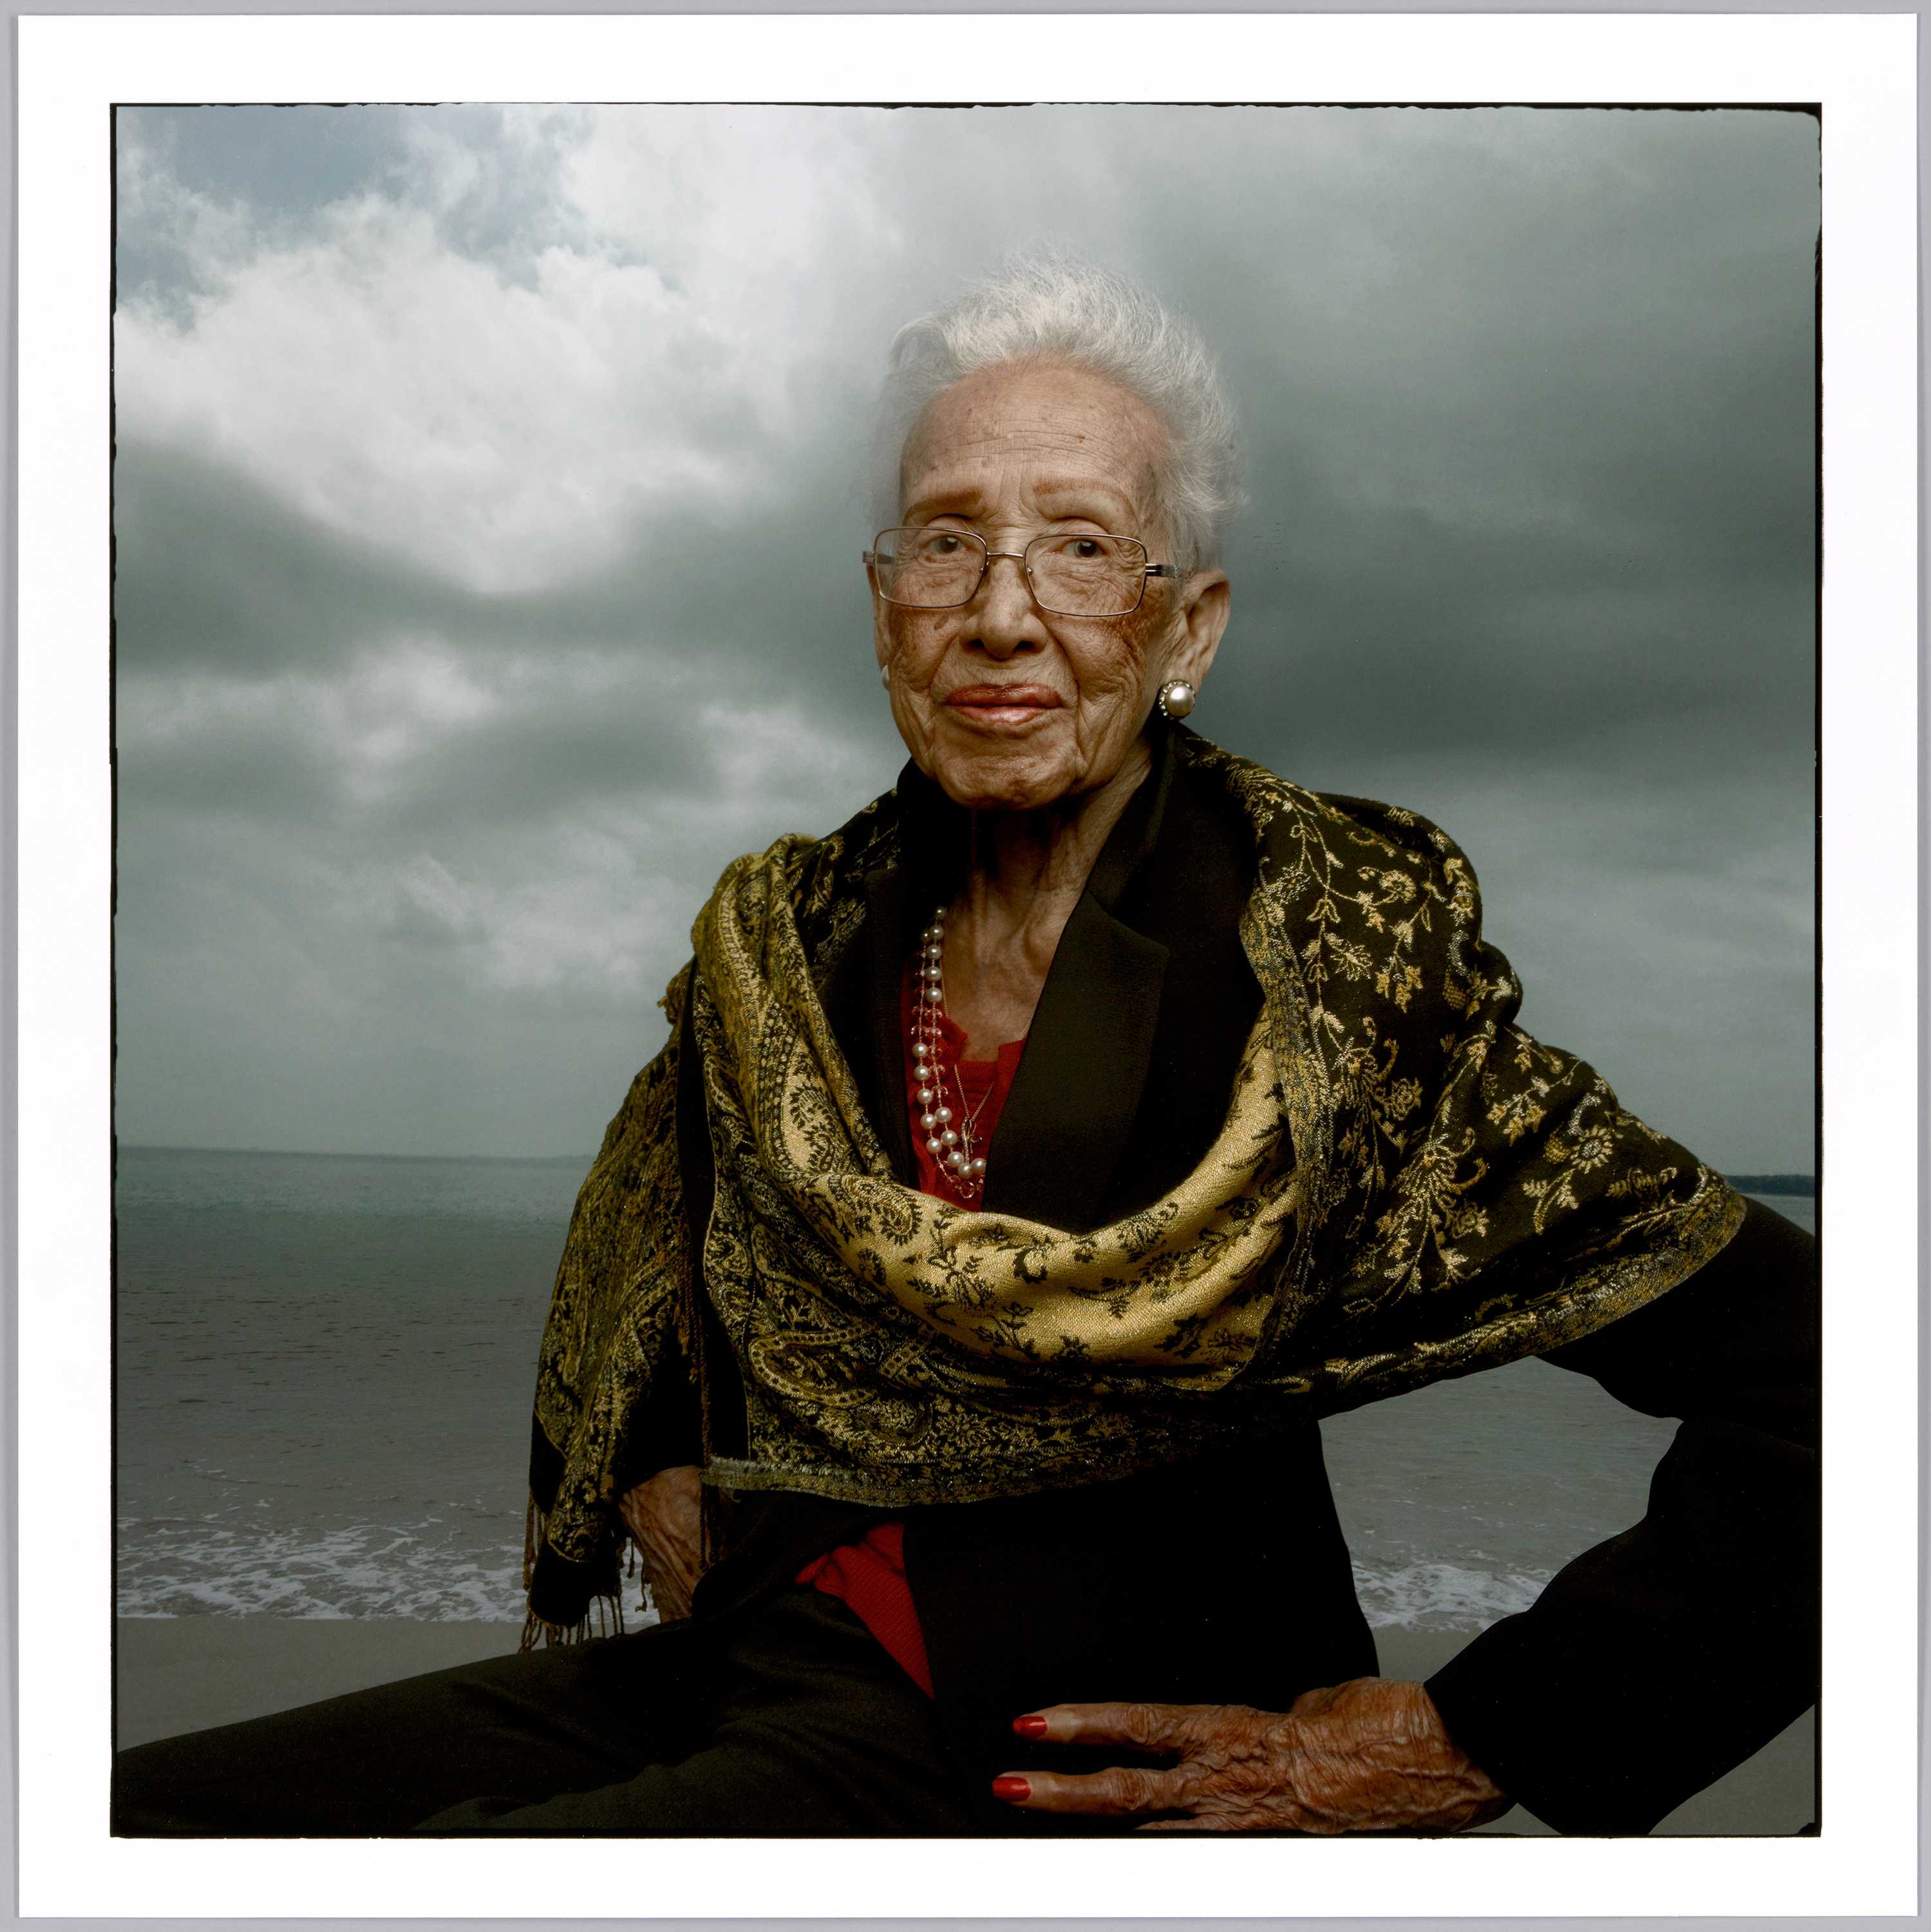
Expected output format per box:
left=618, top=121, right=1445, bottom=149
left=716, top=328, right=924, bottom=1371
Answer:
left=17, top=12, right=1919, bottom=1919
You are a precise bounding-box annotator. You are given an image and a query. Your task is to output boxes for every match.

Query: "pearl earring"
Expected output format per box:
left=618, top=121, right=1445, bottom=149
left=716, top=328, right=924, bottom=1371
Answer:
left=880, top=666, right=890, bottom=688
left=1156, top=678, right=1196, bottom=720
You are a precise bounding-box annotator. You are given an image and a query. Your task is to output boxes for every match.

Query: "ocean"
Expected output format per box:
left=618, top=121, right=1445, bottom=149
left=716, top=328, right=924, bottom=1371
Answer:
left=115, top=1147, right=1813, bottom=1630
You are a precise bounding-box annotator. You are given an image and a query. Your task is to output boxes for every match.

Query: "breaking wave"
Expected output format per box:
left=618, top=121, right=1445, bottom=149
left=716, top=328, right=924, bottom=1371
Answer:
left=1350, top=1559, right=1552, bottom=1631
left=117, top=1517, right=540, bottom=1620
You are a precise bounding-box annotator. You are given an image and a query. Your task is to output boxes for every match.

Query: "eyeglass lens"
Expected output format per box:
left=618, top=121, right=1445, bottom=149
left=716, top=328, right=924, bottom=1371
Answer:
left=874, top=529, right=1147, bottom=616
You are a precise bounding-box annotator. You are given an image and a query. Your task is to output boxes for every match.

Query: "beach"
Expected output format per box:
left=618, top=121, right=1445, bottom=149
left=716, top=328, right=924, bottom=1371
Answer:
left=114, top=1615, right=1814, bottom=1835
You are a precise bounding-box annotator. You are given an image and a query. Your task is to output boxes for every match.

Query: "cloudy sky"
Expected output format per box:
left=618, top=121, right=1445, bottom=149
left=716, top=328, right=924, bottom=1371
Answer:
left=113, top=104, right=1818, bottom=1169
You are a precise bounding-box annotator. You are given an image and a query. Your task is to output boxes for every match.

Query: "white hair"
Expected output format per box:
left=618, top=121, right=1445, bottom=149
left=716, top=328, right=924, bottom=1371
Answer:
left=875, top=255, right=1243, bottom=571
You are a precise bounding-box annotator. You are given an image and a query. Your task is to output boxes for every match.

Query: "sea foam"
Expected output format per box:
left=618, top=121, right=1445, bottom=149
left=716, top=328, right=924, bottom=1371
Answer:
left=117, top=1517, right=536, bottom=1620
left=1350, top=1559, right=1552, bottom=1630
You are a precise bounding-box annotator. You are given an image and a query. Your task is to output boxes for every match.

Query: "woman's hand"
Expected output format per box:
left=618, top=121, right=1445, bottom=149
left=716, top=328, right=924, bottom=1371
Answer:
left=993, top=1678, right=1511, bottom=1833
left=615, top=1464, right=705, bottom=1622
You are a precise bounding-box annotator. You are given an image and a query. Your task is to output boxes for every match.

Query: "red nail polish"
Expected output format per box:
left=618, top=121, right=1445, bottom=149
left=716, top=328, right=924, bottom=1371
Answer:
left=991, top=1776, right=1031, bottom=1803
left=1012, top=1714, right=1049, bottom=1738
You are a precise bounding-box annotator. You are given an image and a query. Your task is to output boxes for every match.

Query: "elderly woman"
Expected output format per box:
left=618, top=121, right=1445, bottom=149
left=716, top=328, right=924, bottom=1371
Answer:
left=116, top=259, right=1817, bottom=1839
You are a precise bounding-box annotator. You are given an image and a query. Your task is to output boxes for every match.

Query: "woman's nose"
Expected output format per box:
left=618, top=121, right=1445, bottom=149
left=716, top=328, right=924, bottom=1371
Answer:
left=968, top=552, right=1045, bottom=656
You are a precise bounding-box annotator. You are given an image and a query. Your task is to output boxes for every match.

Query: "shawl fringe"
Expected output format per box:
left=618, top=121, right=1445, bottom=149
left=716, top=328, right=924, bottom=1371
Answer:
left=518, top=1491, right=626, bottom=1649
left=518, top=1596, right=624, bottom=1652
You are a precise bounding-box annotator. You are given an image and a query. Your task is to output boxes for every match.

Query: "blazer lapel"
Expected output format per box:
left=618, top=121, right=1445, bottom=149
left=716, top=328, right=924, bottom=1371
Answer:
left=979, top=735, right=1176, bottom=1234
left=981, top=893, right=1166, bottom=1233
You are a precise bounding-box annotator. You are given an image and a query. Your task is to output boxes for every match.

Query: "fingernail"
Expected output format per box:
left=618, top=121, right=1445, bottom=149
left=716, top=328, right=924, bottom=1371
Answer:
left=990, top=1776, right=1031, bottom=1803
left=1012, top=1714, right=1050, bottom=1738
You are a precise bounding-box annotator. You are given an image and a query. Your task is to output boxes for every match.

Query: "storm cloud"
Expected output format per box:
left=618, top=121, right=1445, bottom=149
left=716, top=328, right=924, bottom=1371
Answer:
left=113, top=103, right=1817, bottom=1166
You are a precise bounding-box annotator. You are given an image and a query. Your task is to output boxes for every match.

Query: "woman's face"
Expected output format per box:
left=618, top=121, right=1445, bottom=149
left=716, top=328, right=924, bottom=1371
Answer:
left=872, top=359, right=1230, bottom=815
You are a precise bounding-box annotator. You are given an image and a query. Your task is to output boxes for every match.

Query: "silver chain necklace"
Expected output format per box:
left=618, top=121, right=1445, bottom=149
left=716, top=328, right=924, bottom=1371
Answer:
left=910, top=903, right=992, bottom=1201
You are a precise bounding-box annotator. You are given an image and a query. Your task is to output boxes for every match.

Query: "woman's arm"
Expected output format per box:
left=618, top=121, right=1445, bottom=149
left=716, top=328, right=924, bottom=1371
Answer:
left=1418, top=1195, right=1820, bottom=1833
left=617, top=1464, right=706, bottom=1621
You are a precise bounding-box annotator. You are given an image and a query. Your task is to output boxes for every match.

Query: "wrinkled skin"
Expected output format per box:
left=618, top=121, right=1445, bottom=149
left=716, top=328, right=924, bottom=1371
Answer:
left=874, top=356, right=1229, bottom=820
left=617, top=1464, right=704, bottom=1622
left=995, top=1680, right=1512, bottom=1833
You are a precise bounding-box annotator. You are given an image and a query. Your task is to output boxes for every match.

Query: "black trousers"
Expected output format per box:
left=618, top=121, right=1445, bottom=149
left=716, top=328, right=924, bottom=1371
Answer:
left=113, top=1589, right=981, bottom=1837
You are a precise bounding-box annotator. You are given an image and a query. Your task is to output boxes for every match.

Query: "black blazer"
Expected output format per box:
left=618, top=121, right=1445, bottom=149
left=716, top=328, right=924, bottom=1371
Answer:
left=664, top=730, right=1818, bottom=1835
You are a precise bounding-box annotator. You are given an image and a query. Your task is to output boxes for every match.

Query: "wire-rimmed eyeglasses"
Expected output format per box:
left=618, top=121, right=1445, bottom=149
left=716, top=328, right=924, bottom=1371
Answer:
left=863, top=527, right=1182, bottom=618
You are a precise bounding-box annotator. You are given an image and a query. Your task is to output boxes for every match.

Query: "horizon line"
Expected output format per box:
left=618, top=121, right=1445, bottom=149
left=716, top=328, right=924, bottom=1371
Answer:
left=117, top=1142, right=1819, bottom=1186
left=118, top=1142, right=598, bottom=1166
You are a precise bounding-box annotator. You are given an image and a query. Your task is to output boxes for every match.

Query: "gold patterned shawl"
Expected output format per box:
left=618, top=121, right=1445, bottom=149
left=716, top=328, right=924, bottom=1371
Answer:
left=523, top=732, right=1743, bottom=1636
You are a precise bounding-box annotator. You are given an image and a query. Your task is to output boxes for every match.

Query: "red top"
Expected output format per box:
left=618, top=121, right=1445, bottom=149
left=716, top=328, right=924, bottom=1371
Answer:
left=794, top=1522, right=933, bottom=1696
left=795, top=960, right=1027, bottom=1696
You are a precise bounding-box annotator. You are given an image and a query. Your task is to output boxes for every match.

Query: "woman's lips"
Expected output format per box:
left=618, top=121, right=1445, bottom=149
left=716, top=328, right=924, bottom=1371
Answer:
left=944, top=685, right=1064, bottom=728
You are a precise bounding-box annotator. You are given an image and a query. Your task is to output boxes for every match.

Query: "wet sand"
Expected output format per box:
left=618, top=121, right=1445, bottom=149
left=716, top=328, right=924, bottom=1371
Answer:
left=114, top=1618, right=1814, bottom=1836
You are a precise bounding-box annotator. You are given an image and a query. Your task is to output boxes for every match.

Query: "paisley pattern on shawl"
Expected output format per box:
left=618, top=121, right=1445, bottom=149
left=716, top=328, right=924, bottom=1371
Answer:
left=524, top=730, right=1743, bottom=1635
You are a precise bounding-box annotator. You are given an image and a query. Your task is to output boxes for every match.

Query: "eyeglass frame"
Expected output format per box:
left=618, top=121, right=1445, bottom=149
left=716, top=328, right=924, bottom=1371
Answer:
left=863, top=526, right=1185, bottom=618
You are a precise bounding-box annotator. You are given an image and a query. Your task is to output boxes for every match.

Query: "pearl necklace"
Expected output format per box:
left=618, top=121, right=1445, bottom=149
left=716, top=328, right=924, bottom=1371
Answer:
left=910, top=904, right=990, bottom=1202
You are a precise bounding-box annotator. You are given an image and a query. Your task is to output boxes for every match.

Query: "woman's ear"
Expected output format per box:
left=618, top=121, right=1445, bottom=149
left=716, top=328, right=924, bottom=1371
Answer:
left=1167, top=571, right=1230, bottom=693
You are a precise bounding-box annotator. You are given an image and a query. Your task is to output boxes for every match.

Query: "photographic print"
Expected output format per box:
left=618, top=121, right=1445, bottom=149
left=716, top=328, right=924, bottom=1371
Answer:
left=14, top=13, right=1915, bottom=1918
left=109, top=99, right=1818, bottom=1835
